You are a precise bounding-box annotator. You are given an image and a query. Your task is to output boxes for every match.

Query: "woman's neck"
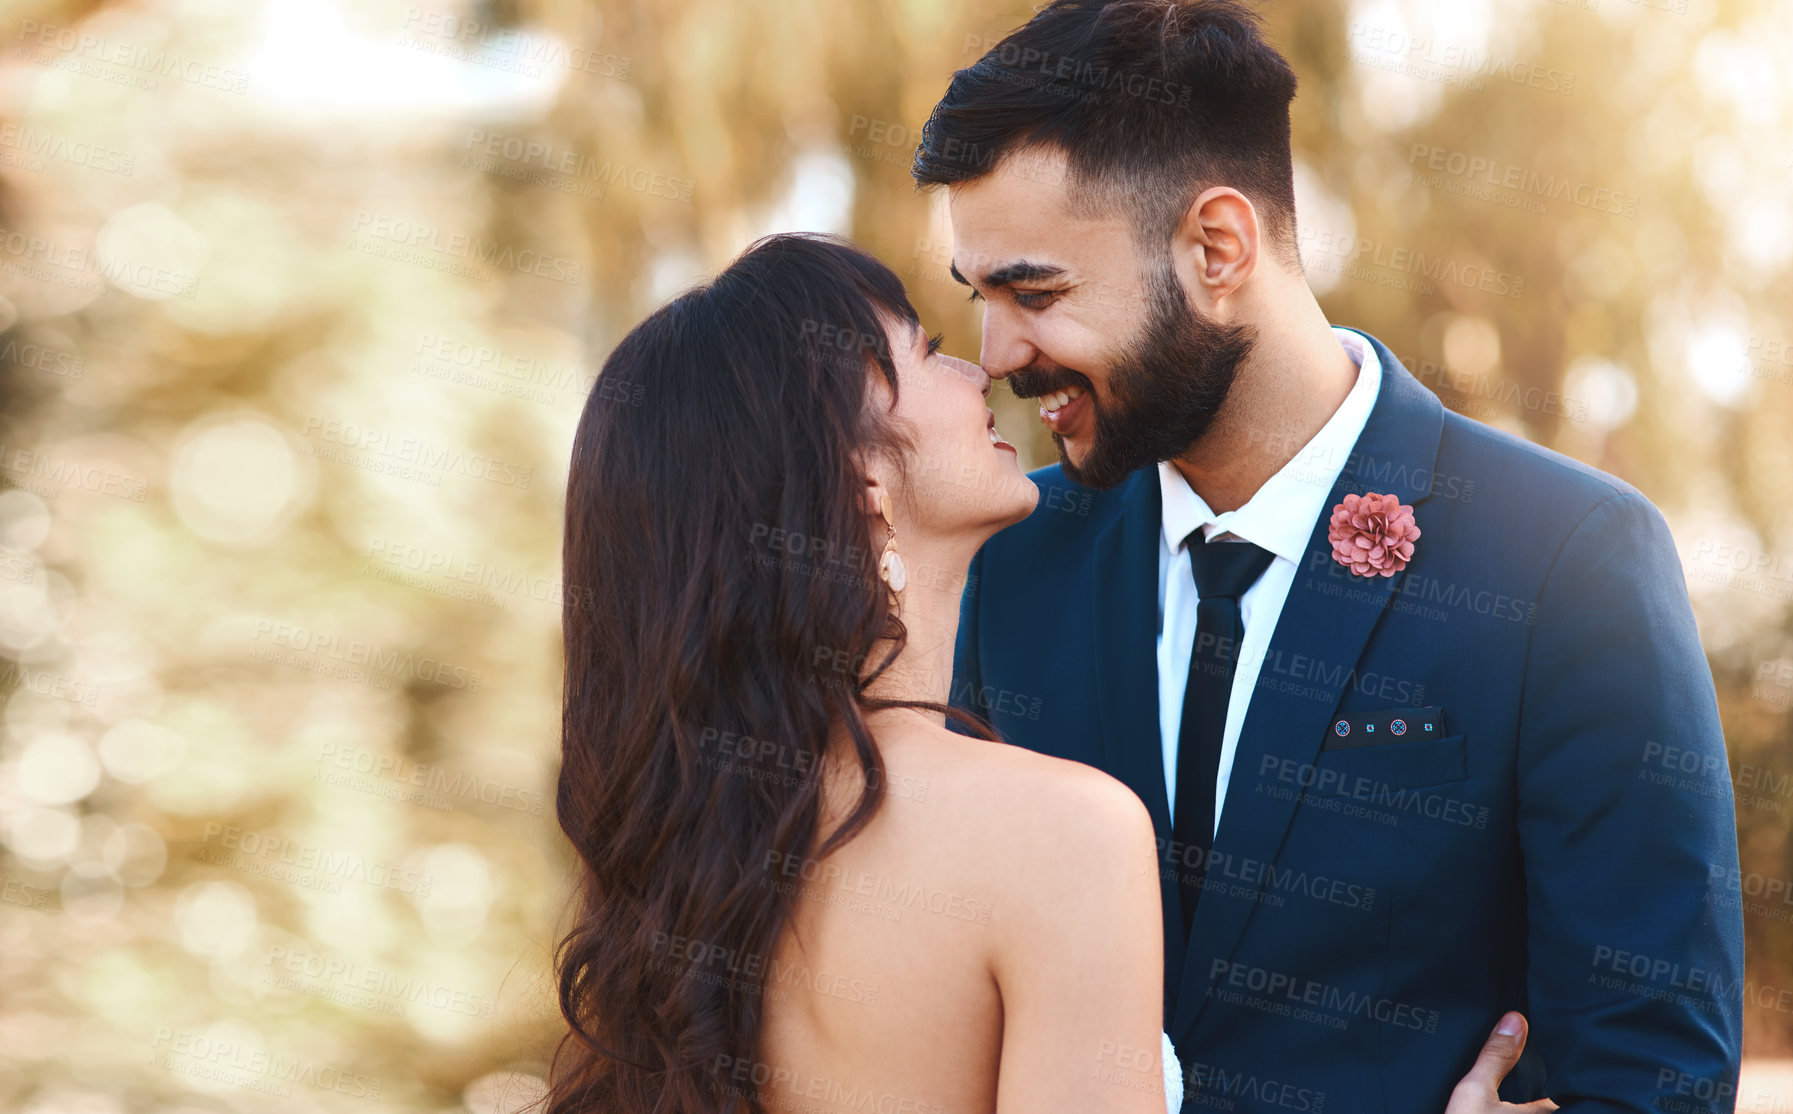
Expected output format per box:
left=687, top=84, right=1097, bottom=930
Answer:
left=860, top=545, right=974, bottom=721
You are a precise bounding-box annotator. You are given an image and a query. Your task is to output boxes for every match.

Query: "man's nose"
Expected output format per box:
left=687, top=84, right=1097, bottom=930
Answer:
left=978, top=309, right=1033, bottom=380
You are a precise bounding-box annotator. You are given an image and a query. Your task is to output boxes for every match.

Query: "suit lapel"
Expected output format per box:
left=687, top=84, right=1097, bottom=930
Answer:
left=1169, top=332, right=1445, bottom=1043
left=1088, top=468, right=1182, bottom=1018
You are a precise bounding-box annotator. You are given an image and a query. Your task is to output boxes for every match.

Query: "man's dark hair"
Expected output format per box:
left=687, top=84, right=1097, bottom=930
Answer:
left=913, top=0, right=1300, bottom=263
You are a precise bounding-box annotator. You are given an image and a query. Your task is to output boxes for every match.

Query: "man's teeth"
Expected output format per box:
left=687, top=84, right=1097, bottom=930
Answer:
left=988, top=425, right=1004, bottom=444
left=1041, top=385, right=1085, bottom=414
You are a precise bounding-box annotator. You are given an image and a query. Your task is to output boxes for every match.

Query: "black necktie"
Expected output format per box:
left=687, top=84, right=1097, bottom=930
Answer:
left=1172, top=530, right=1275, bottom=939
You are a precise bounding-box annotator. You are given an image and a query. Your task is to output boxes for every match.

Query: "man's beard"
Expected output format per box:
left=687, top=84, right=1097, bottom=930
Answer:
left=1017, top=263, right=1256, bottom=490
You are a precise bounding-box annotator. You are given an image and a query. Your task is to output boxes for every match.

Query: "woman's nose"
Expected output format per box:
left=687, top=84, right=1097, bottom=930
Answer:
left=938, top=354, right=989, bottom=393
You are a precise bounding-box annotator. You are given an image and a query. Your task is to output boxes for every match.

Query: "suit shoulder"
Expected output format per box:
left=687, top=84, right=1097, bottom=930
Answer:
left=1438, top=409, right=1646, bottom=521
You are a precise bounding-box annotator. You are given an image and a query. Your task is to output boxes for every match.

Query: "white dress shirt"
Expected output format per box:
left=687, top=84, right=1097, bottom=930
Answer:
left=1157, top=327, right=1383, bottom=834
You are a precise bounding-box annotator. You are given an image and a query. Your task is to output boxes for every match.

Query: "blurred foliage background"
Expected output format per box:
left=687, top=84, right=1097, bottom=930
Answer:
left=0, top=0, right=1790, bottom=1109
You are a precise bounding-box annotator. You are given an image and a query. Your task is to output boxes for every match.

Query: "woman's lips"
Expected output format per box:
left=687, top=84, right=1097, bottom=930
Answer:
left=989, top=422, right=1017, bottom=453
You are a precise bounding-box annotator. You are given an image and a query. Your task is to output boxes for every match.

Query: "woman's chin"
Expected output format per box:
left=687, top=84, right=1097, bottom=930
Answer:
left=996, top=478, right=1040, bottom=530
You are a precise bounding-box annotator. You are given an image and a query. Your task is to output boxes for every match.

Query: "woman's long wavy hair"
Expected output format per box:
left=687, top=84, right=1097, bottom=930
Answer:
left=550, top=233, right=993, bottom=1113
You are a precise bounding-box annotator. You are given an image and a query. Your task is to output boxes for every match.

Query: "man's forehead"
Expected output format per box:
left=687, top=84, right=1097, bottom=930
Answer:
left=945, top=163, right=1079, bottom=284
left=945, top=187, right=1141, bottom=288
left=947, top=150, right=1074, bottom=223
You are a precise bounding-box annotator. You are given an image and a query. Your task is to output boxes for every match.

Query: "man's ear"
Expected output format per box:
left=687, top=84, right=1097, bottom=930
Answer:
left=1171, top=186, right=1260, bottom=309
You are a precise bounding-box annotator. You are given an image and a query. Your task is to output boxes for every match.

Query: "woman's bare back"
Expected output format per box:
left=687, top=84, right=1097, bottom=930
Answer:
left=753, top=714, right=1169, bottom=1114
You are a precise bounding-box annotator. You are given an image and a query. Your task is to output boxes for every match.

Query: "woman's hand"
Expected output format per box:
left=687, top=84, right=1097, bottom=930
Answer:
left=1443, top=1012, right=1559, bottom=1114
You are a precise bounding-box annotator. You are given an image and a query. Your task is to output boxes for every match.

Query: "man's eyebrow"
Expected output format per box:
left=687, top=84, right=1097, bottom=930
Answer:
left=949, top=259, right=1067, bottom=289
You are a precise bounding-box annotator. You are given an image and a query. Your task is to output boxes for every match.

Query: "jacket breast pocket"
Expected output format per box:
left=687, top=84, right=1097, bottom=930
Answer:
left=1302, top=733, right=1468, bottom=798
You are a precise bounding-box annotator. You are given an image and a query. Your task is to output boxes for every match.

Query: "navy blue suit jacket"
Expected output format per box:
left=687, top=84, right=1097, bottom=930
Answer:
left=951, top=330, right=1744, bottom=1111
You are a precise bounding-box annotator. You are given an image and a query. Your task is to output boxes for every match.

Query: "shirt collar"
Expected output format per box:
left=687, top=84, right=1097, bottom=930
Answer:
left=1159, top=326, right=1383, bottom=564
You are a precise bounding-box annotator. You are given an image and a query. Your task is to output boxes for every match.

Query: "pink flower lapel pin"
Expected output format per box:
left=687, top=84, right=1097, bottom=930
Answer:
left=1328, top=492, right=1420, bottom=578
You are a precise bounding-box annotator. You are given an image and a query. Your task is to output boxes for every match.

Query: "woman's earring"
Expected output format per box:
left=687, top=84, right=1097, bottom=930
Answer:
left=877, top=494, right=906, bottom=594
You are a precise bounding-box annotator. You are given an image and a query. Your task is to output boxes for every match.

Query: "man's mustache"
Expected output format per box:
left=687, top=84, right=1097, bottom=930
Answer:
left=1008, top=365, right=1094, bottom=400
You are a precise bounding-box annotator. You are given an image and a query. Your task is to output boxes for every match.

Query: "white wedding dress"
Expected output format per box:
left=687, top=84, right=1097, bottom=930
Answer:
left=1161, top=1030, right=1184, bottom=1112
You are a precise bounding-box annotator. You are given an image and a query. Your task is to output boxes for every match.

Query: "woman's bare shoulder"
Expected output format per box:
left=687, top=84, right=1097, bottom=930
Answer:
left=878, top=720, right=1157, bottom=891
